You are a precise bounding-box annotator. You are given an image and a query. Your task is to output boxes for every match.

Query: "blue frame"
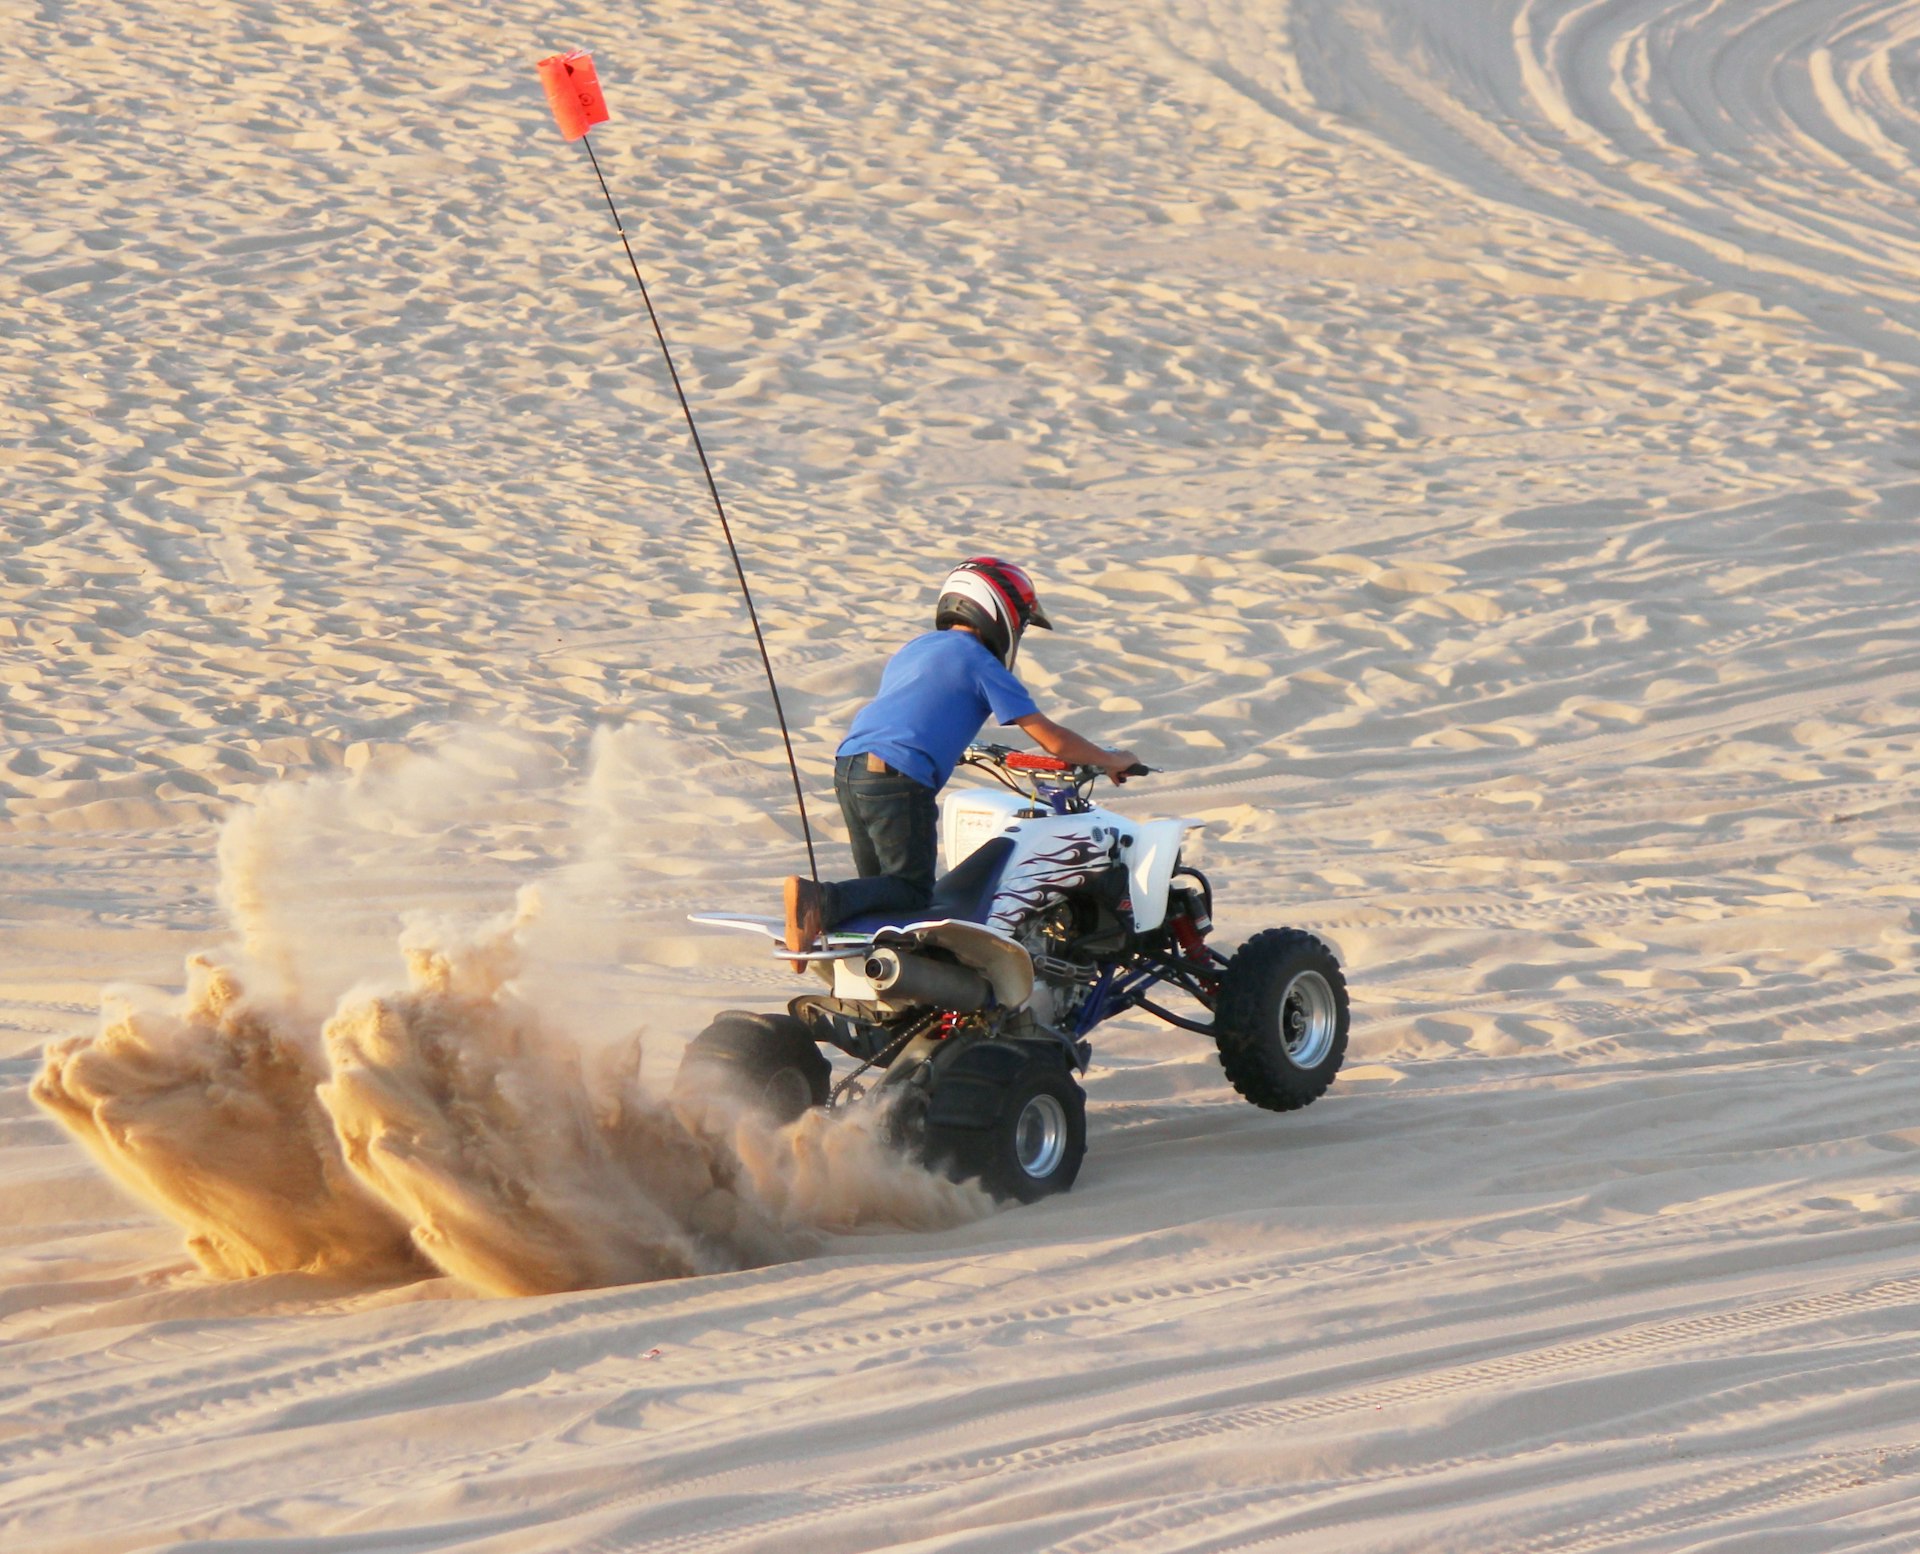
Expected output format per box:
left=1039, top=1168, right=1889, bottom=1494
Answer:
left=1073, top=961, right=1177, bottom=1037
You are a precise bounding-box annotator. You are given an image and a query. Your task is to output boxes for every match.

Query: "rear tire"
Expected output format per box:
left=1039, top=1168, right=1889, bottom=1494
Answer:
left=1214, top=929, right=1348, bottom=1112
left=673, top=1011, right=830, bottom=1124
left=925, top=1052, right=1086, bottom=1204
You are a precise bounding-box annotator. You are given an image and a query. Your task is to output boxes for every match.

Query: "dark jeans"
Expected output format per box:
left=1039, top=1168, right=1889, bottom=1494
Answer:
left=825, top=754, right=938, bottom=927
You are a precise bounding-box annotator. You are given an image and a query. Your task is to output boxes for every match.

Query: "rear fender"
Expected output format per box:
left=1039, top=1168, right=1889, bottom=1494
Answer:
left=687, top=911, right=784, bottom=941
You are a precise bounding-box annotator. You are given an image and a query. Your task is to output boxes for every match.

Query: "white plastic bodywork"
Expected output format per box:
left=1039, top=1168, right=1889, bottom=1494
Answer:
left=691, top=786, right=1207, bottom=1009
left=978, top=812, right=1115, bottom=934
left=940, top=786, right=1029, bottom=868
left=1125, top=817, right=1200, bottom=933
left=938, top=787, right=1202, bottom=934
left=687, top=911, right=785, bottom=940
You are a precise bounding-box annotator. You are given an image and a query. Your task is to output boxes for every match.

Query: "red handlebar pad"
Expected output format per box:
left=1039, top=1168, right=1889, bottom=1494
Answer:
left=1004, top=751, right=1076, bottom=773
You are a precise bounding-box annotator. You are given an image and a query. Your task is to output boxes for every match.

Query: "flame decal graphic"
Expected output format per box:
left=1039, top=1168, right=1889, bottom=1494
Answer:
left=988, top=835, right=1110, bottom=932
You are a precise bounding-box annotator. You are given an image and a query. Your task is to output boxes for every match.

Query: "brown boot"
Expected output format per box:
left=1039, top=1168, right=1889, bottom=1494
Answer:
left=783, top=875, right=825, bottom=973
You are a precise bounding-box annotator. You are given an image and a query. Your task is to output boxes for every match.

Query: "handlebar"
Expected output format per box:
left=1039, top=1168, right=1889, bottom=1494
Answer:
left=966, top=744, right=1156, bottom=783
left=1003, top=750, right=1073, bottom=774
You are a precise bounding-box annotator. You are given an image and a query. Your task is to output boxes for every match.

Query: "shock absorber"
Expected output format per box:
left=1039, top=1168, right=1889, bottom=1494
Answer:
left=1168, top=885, right=1212, bottom=959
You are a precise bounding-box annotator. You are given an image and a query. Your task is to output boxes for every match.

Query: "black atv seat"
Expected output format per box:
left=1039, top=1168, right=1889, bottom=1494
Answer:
left=832, top=837, right=1015, bottom=937
left=927, top=836, right=1014, bottom=925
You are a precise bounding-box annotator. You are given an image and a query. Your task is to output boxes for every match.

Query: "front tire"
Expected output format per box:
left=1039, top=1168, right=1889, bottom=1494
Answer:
left=673, top=1011, right=830, bottom=1124
left=925, top=1053, right=1087, bottom=1204
left=1214, top=929, right=1349, bottom=1112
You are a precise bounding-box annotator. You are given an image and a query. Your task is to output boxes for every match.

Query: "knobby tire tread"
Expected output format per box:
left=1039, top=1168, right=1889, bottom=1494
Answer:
left=925, top=1054, right=1087, bottom=1204
left=1213, top=928, right=1349, bottom=1113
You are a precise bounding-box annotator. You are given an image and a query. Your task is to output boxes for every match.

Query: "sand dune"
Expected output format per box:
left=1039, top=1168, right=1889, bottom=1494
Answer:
left=5, top=0, right=1920, bottom=1548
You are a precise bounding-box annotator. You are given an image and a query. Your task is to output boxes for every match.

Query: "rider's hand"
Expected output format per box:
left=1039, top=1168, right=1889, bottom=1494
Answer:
left=1099, top=749, right=1140, bottom=783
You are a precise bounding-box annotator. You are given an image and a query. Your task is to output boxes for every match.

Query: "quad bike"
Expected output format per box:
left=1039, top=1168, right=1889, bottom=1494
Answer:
left=683, top=745, right=1349, bottom=1202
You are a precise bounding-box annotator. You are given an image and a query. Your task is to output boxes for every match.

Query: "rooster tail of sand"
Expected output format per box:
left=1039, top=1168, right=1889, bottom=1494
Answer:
left=32, top=757, right=992, bottom=1296
left=32, top=956, right=425, bottom=1282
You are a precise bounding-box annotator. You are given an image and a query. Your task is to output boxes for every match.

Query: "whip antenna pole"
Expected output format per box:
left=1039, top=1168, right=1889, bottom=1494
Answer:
left=537, top=50, right=818, bottom=884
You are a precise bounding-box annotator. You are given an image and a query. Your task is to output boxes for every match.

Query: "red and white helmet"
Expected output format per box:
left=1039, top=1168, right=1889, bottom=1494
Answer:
left=934, top=556, right=1053, bottom=668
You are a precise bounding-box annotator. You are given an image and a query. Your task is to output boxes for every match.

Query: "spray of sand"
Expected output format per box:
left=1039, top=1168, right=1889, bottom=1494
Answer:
left=32, top=957, right=424, bottom=1281
left=33, top=737, right=991, bottom=1295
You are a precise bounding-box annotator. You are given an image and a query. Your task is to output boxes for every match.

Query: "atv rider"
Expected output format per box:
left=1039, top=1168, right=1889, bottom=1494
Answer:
left=783, top=557, right=1138, bottom=963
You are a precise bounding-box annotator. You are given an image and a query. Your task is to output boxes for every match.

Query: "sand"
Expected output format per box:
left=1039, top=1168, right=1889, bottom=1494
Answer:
left=6, top=0, right=1920, bottom=1547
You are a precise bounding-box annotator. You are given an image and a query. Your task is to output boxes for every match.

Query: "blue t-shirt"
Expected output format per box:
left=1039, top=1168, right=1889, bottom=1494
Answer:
left=838, top=631, right=1039, bottom=790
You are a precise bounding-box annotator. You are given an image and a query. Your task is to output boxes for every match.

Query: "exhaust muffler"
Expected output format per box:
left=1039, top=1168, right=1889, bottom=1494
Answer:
left=863, top=948, right=991, bottom=1011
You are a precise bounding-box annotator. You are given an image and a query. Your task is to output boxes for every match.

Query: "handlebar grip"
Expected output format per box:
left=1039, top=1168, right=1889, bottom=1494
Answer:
left=1121, top=762, right=1154, bottom=777
left=1004, top=750, right=1075, bottom=774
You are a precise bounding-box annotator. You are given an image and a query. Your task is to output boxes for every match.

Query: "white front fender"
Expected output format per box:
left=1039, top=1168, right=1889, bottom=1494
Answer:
left=1126, top=819, right=1201, bottom=932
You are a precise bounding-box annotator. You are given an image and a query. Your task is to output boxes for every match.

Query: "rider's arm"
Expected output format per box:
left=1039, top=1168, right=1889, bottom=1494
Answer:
left=1012, top=713, right=1138, bottom=781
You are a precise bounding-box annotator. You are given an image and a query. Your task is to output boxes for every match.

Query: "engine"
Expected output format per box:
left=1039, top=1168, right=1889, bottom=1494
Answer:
left=1016, top=901, right=1098, bottom=1031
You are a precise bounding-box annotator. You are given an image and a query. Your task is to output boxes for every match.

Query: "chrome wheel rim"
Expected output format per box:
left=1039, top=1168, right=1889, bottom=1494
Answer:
left=1279, top=971, right=1338, bottom=1068
left=1014, top=1093, right=1069, bottom=1179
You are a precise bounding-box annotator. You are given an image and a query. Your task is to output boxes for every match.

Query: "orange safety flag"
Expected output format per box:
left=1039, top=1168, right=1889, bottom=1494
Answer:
left=537, top=49, right=610, bottom=141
